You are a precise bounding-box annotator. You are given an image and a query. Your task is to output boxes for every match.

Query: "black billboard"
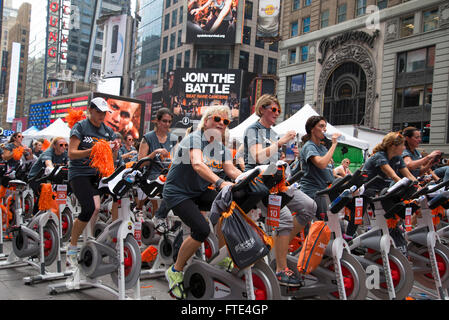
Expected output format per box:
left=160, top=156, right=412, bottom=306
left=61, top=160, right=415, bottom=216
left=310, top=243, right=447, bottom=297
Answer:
left=186, top=0, right=239, bottom=44
left=162, top=68, right=242, bottom=128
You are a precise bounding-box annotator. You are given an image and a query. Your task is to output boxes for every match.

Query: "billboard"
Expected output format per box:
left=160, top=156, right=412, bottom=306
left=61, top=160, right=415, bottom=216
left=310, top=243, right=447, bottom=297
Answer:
left=186, top=0, right=239, bottom=44
left=6, top=42, right=21, bottom=123
left=162, top=68, right=241, bottom=128
left=257, top=0, right=281, bottom=41
left=102, top=14, right=127, bottom=78
left=92, top=92, right=145, bottom=140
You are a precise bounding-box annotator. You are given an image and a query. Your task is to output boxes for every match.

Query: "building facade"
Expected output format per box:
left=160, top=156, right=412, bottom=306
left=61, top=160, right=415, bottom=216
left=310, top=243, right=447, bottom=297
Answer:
left=0, top=2, right=31, bottom=128
left=278, top=0, right=449, bottom=153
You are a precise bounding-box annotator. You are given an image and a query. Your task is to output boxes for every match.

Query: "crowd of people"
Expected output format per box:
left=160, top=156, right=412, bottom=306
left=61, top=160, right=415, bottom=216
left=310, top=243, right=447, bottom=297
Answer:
left=1, top=94, right=449, bottom=299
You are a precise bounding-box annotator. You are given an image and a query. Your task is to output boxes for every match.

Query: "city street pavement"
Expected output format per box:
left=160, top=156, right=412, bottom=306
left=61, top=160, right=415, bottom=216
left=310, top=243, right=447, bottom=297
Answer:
left=0, top=239, right=442, bottom=301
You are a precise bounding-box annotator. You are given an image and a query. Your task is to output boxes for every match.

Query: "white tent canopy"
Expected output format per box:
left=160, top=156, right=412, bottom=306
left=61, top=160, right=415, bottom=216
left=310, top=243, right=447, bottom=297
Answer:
left=24, top=118, right=71, bottom=143
left=229, top=113, right=259, bottom=144
left=273, top=104, right=370, bottom=150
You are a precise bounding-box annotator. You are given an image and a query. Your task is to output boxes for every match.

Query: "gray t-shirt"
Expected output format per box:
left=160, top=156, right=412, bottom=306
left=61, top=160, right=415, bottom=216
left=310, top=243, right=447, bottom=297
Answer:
left=401, top=148, right=421, bottom=178
left=68, top=119, right=116, bottom=181
left=363, top=151, right=406, bottom=191
left=162, top=130, right=232, bottom=209
left=28, top=147, right=68, bottom=179
left=300, top=140, right=335, bottom=199
left=143, top=131, right=177, bottom=180
left=243, top=121, right=281, bottom=172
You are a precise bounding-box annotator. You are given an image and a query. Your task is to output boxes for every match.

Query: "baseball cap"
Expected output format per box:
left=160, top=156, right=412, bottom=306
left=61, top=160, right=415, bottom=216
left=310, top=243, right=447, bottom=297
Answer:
left=90, top=97, right=112, bottom=113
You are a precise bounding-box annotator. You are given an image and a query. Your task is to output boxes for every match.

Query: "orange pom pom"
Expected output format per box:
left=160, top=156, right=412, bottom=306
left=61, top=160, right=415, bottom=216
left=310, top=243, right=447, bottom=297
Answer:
left=12, top=146, right=24, bottom=161
left=66, top=109, right=86, bottom=129
left=39, top=183, right=56, bottom=212
left=89, top=139, right=115, bottom=177
left=0, top=185, right=6, bottom=199
left=125, top=161, right=135, bottom=168
left=41, top=139, right=51, bottom=151
left=141, top=245, right=158, bottom=263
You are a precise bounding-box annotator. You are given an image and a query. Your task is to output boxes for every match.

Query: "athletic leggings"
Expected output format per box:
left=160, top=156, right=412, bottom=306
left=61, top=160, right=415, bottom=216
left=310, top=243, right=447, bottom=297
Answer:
left=70, top=175, right=101, bottom=222
left=171, top=189, right=218, bottom=243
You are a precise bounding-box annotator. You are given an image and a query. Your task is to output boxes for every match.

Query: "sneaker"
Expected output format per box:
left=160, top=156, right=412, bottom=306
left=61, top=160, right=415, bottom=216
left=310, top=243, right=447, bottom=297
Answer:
left=165, top=265, right=185, bottom=299
left=276, top=268, right=302, bottom=287
left=152, top=216, right=168, bottom=233
left=66, top=247, right=79, bottom=270
left=217, top=256, right=234, bottom=271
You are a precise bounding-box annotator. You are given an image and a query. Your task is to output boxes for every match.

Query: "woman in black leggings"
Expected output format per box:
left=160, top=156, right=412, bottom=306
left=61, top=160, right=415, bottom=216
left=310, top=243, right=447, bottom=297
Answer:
left=162, top=105, right=242, bottom=299
left=66, top=97, right=119, bottom=268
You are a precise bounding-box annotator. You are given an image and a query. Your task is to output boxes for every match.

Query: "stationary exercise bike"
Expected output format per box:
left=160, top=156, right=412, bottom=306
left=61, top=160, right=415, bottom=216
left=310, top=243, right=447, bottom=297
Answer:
left=348, top=177, right=416, bottom=300
left=182, top=163, right=305, bottom=300
left=405, top=179, right=449, bottom=299
left=271, top=170, right=369, bottom=300
left=0, top=166, right=72, bottom=285
left=48, top=158, right=153, bottom=300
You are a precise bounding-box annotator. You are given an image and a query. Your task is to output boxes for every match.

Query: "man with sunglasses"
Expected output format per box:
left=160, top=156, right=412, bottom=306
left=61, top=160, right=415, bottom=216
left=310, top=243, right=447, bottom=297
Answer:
left=28, top=137, right=69, bottom=213
left=243, top=94, right=317, bottom=287
left=119, top=133, right=138, bottom=164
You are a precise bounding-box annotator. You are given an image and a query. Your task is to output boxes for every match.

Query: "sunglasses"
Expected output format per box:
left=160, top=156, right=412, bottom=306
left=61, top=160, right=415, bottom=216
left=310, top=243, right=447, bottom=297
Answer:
left=59, top=143, right=68, bottom=148
left=264, top=105, right=281, bottom=114
left=212, top=116, right=230, bottom=126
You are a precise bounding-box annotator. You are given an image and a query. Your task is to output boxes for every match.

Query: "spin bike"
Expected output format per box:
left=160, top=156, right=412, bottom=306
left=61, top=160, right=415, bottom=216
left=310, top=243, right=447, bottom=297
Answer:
left=182, top=163, right=305, bottom=300
left=271, top=170, right=369, bottom=300
left=405, top=179, right=449, bottom=299
left=48, top=158, right=154, bottom=300
left=0, top=166, right=71, bottom=285
left=348, top=177, right=416, bottom=300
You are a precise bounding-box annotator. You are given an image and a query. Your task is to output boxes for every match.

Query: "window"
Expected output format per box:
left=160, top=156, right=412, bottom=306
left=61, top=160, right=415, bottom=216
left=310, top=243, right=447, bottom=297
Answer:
left=356, top=0, right=366, bottom=16
left=423, top=8, right=438, bottom=32
left=304, top=0, right=311, bottom=7
left=245, top=1, right=253, bottom=19
left=178, top=30, right=182, bottom=47
left=243, top=26, right=251, bottom=45
left=292, top=0, right=300, bottom=10
left=168, top=56, right=174, bottom=71
left=269, top=42, right=278, bottom=52
left=239, top=51, right=249, bottom=71
left=176, top=53, right=182, bottom=68
left=255, top=37, right=265, bottom=48
left=289, top=49, right=296, bottom=64
left=160, top=58, right=166, bottom=77
left=254, top=54, right=264, bottom=74
left=337, top=4, right=347, bottom=23
left=400, top=15, right=414, bottom=38
left=397, top=46, right=435, bottom=73
left=162, top=36, right=168, bottom=52
left=165, top=0, right=170, bottom=8
left=267, top=58, right=277, bottom=75
left=303, top=17, right=310, bottom=33
left=377, top=0, right=388, bottom=10
left=164, top=14, right=170, bottom=30
left=321, top=10, right=329, bottom=28
left=396, top=85, right=433, bottom=108
left=288, top=73, right=306, bottom=92
left=184, top=50, right=190, bottom=68
left=290, top=21, right=298, bottom=37
left=172, top=9, right=177, bottom=27
left=179, top=6, right=183, bottom=24
left=170, top=33, right=176, bottom=50
left=301, top=46, right=308, bottom=62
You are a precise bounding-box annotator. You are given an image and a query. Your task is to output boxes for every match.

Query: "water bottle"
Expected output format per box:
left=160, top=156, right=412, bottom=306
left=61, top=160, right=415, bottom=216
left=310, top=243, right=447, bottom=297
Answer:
left=324, top=132, right=345, bottom=141
left=285, top=139, right=296, bottom=161
left=124, top=171, right=139, bottom=184
left=329, top=185, right=357, bottom=209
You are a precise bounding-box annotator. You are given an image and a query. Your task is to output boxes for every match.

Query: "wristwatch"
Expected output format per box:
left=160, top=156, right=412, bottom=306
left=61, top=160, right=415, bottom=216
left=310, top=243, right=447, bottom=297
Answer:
left=215, top=178, right=224, bottom=189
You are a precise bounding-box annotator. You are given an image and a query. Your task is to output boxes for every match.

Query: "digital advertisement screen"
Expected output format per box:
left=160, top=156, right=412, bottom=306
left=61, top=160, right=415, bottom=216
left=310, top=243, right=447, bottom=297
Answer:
left=91, top=92, right=146, bottom=141
left=162, top=68, right=242, bottom=129
left=186, top=0, right=239, bottom=44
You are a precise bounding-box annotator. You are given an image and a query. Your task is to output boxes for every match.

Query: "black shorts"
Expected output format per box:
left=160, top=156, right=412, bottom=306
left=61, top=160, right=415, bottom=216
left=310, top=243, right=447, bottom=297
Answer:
left=70, top=175, right=101, bottom=222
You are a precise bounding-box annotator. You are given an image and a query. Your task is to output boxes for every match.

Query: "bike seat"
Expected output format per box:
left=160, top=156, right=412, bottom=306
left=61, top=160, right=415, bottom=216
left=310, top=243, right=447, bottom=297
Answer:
left=8, top=179, right=27, bottom=187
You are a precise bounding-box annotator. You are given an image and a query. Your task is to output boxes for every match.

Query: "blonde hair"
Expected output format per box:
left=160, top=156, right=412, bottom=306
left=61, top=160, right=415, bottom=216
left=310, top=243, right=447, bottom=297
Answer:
left=255, top=94, right=280, bottom=117
left=372, top=132, right=405, bottom=154
left=197, top=105, right=231, bottom=144
left=51, top=136, right=67, bottom=148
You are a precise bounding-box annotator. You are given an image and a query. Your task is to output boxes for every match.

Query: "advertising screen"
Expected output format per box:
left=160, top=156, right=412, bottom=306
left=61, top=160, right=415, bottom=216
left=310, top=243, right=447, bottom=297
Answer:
left=256, top=0, right=281, bottom=40
left=91, top=92, right=146, bottom=141
left=186, top=0, right=239, bottom=44
left=162, top=68, right=241, bottom=129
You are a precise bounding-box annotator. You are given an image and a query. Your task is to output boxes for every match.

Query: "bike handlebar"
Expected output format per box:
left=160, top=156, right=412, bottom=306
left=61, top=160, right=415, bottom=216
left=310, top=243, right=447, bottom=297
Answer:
left=232, top=168, right=262, bottom=193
